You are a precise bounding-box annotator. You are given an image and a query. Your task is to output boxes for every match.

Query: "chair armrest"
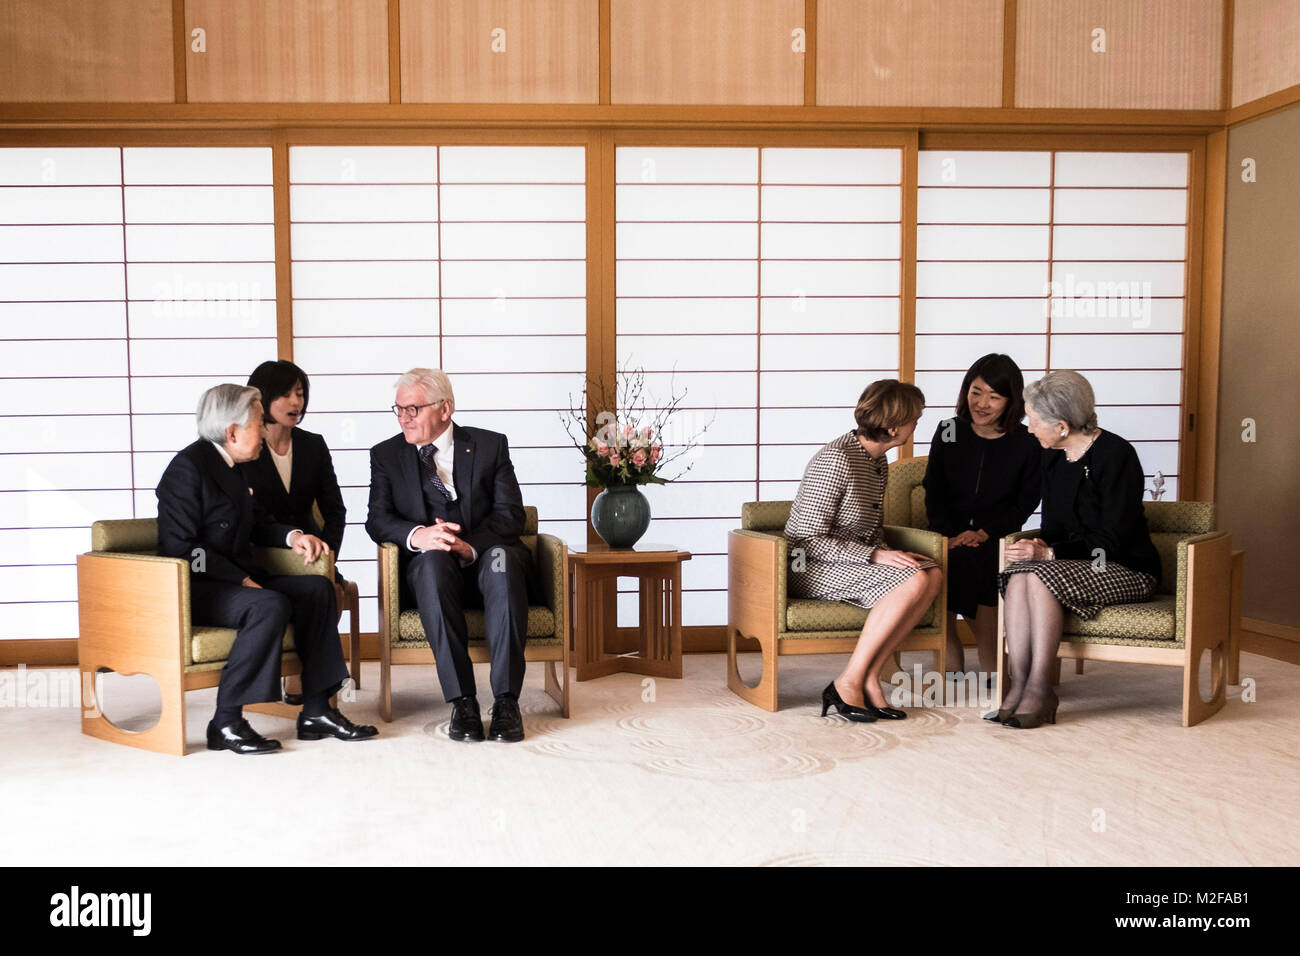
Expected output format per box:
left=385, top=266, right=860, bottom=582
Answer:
left=1176, top=531, right=1230, bottom=646
left=254, top=546, right=334, bottom=579
left=77, top=552, right=193, bottom=667
left=375, top=542, right=402, bottom=644
left=883, top=525, right=944, bottom=561
left=729, top=529, right=788, bottom=637
left=535, top=533, right=569, bottom=640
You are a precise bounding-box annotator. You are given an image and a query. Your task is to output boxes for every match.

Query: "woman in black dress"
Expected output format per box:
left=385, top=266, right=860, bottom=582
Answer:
left=923, top=354, right=1041, bottom=677
left=242, top=360, right=349, bottom=701
left=994, top=370, right=1161, bottom=729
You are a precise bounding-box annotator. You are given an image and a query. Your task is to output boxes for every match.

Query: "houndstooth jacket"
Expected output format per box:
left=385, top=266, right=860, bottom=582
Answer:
left=784, top=431, right=926, bottom=608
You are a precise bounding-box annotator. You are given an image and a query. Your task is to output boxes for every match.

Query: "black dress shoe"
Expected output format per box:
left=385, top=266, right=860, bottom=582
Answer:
left=297, top=706, right=378, bottom=741
left=206, top=718, right=282, bottom=755
left=863, top=702, right=908, bottom=720
left=487, top=695, right=525, bottom=742
left=283, top=693, right=303, bottom=706
left=449, top=696, right=485, bottom=742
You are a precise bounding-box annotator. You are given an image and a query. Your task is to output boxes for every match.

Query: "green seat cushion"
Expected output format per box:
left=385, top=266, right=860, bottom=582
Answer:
left=1061, top=594, right=1177, bottom=642
left=786, top=598, right=936, bottom=633
left=192, top=624, right=295, bottom=664
left=394, top=606, right=556, bottom=646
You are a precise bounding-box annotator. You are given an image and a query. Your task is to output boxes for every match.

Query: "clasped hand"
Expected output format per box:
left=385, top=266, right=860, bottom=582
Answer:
left=1005, top=537, right=1051, bottom=563
left=411, top=519, right=472, bottom=559
left=949, top=529, right=989, bottom=548
left=870, top=549, right=931, bottom=569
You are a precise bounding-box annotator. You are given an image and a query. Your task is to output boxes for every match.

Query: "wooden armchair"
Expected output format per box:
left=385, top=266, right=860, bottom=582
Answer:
left=76, top=518, right=352, bottom=755
left=995, top=500, right=1244, bottom=726
left=727, top=457, right=948, bottom=711
left=375, top=505, right=570, bottom=721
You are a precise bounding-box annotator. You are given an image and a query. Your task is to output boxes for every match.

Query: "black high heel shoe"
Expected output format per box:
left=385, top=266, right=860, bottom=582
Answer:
left=1004, top=692, right=1059, bottom=729
left=983, top=707, right=1016, bottom=723
left=863, top=701, right=907, bottom=720
left=821, top=682, right=876, bottom=722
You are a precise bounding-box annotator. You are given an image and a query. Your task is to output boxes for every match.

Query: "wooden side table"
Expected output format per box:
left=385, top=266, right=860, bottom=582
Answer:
left=567, top=544, right=691, bottom=681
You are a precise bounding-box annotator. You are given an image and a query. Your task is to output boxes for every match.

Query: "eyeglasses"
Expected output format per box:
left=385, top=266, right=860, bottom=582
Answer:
left=391, top=400, right=444, bottom=419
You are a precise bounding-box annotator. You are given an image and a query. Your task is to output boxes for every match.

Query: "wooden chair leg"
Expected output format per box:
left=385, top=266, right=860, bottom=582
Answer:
left=1228, top=550, right=1243, bottom=686
left=347, top=583, right=361, bottom=690
left=543, top=659, right=570, bottom=717
left=727, top=626, right=779, bottom=712
left=1050, top=657, right=1062, bottom=685
left=1183, top=535, right=1231, bottom=727
left=1075, top=659, right=1085, bottom=675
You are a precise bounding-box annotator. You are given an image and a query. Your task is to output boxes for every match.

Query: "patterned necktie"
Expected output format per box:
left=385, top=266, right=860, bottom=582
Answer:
left=418, top=444, right=451, bottom=500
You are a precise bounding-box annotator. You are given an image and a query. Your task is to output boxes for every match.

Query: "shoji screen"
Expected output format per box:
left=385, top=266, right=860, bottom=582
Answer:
left=0, top=146, right=276, bottom=641
left=616, top=146, right=902, bottom=626
left=916, top=149, right=1187, bottom=499
left=289, top=145, right=587, bottom=633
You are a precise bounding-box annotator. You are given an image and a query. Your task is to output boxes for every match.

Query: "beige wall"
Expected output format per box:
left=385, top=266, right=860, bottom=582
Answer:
left=1219, top=103, right=1300, bottom=628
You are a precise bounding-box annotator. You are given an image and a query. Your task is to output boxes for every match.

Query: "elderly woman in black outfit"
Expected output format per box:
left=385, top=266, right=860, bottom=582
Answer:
left=922, top=354, right=1041, bottom=677
left=242, top=360, right=348, bottom=703
left=993, top=370, right=1161, bottom=729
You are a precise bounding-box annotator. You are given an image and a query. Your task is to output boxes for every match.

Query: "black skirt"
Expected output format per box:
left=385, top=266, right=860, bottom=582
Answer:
left=947, top=537, right=999, bottom=617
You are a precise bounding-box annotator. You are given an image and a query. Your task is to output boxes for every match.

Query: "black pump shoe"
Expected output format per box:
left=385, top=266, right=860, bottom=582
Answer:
left=820, top=682, right=876, bottom=722
left=863, top=701, right=907, bottom=720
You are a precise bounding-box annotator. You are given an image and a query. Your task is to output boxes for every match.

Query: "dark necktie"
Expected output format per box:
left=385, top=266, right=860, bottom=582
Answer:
left=418, top=444, right=451, bottom=500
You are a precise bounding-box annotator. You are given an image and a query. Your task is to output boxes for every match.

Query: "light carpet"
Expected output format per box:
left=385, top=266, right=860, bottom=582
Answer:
left=1, top=652, right=1296, bottom=866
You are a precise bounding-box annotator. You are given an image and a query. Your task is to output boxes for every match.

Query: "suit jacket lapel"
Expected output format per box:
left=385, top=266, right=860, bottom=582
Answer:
left=453, top=423, right=473, bottom=530
left=399, top=438, right=423, bottom=519
left=198, top=441, right=253, bottom=528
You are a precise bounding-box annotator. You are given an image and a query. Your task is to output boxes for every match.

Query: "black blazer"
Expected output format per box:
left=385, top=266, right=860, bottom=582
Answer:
left=365, top=423, right=526, bottom=571
left=156, top=440, right=297, bottom=586
left=1040, top=429, right=1162, bottom=584
left=923, top=418, right=1042, bottom=539
left=239, top=427, right=346, bottom=555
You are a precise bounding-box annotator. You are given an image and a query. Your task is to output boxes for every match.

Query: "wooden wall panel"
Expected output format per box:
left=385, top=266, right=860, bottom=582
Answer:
left=818, top=0, right=1003, bottom=107
left=185, top=0, right=389, bottom=103
left=1232, top=0, right=1300, bottom=106
left=1016, top=0, right=1223, bottom=110
left=400, top=0, right=598, bottom=103
left=611, top=0, right=804, bottom=105
left=0, top=0, right=173, bottom=102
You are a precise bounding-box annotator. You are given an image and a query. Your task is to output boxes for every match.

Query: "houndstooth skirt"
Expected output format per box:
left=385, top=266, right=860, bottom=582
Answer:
left=999, top=559, right=1156, bottom=620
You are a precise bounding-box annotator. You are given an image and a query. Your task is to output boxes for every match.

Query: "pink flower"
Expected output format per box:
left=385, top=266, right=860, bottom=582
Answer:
left=596, top=443, right=610, bottom=457
left=640, top=426, right=653, bottom=441
left=609, top=453, right=621, bottom=468
left=632, top=449, right=647, bottom=467
left=622, top=424, right=635, bottom=439
left=649, top=445, right=662, bottom=463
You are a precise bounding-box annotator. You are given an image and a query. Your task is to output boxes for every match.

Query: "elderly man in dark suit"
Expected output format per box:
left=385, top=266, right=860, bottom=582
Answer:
left=156, top=383, right=377, bottom=754
left=365, top=368, right=531, bottom=743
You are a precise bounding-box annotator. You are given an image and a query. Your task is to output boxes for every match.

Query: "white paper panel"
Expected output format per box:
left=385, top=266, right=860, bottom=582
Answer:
left=441, top=298, right=582, bottom=335
left=761, top=148, right=901, bottom=185
left=440, top=185, right=584, bottom=222
left=293, top=336, right=440, bottom=375
left=0, top=225, right=123, bottom=262
left=125, top=186, right=273, bottom=224
left=639, top=481, right=750, bottom=520
left=1095, top=405, right=1181, bottom=441
left=759, top=371, right=900, bottom=408
left=0, top=489, right=133, bottom=527
left=0, top=377, right=130, bottom=415
left=657, top=443, right=756, bottom=481
left=0, top=187, right=122, bottom=224
left=128, top=299, right=276, bottom=338
left=293, top=299, right=439, bottom=336
left=1085, top=370, right=1182, bottom=405
left=627, top=517, right=734, bottom=556
left=615, top=148, right=757, bottom=184
left=760, top=406, right=856, bottom=439
left=0, top=452, right=131, bottom=490
left=289, top=146, right=437, bottom=184
left=130, top=376, right=243, bottom=414
left=761, top=185, right=900, bottom=222
left=442, top=335, right=584, bottom=373
left=440, top=146, right=585, bottom=183
left=915, top=298, right=1047, bottom=334
left=442, top=222, right=585, bottom=260
left=618, top=297, right=757, bottom=334
left=292, top=261, right=438, bottom=299
left=616, top=184, right=757, bottom=221
left=297, top=374, right=405, bottom=413
left=762, top=222, right=901, bottom=259
left=0, top=527, right=90, bottom=565
left=1052, top=225, right=1186, bottom=261
left=1129, top=441, right=1179, bottom=477
left=6, top=416, right=132, bottom=454
left=129, top=338, right=273, bottom=376
left=124, top=148, right=272, bottom=185
left=0, top=302, right=126, bottom=339
left=760, top=443, right=828, bottom=481
left=450, top=373, right=583, bottom=411
left=1050, top=261, right=1185, bottom=297
left=1049, top=334, right=1183, bottom=369
left=639, top=371, right=756, bottom=409
left=617, top=334, right=757, bottom=371
left=128, top=262, right=276, bottom=301
left=290, top=185, right=436, bottom=223
left=0, top=148, right=121, bottom=186
left=1051, top=297, right=1184, bottom=334
left=917, top=188, right=1050, bottom=224
left=759, top=334, right=899, bottom=371
left=0, top=339, right=128, bottom=376
left=511, top=484, right=588, bottom=522
left=124, top=224, right=274, bottom=263
left=918, top=151, right=1052, bottom=187
left=1054, top=152, right=1188, bottom=187
left=917, top=225, right=1049, bottom=261
left=0, top=263, right=124, bottom=301
left=915, top=334, right=1047, bottom=372
left=760, top=296, right=899, bottom=333
left=129, top=414, right=198, bottom=452
left=1054, top=189, right=1187, bottom=225
left=441, top=260, right=585, bottom=298
left=617, top=222, right=756, bottom=259
left=916, top=261, right=1049, bottom=298
left=0, top=565, right=78, bottom=601
left=0, top=602, right=80, bottom=639
left=655, top=409, right=755, bottom=445
left=757, top=480, right=800, bottom=501
left=618, top=259, right=756, bottom=298
left=291, top=222, right=439, bottom=261
left=447, top=411, right=574, bottom=447
left=762, top=259, right=900, bottom=297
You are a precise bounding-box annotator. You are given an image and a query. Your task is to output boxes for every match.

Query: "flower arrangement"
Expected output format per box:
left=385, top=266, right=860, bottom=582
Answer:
left=560, top=364, right=711, bottom=488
